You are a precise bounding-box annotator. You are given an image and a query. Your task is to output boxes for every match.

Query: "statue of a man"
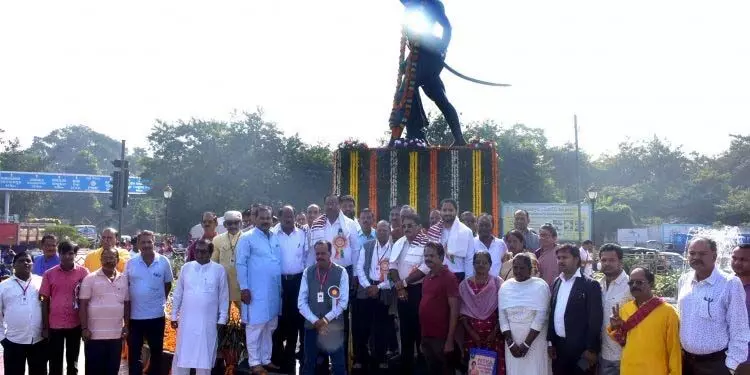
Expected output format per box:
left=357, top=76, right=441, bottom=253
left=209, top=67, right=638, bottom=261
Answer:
left=389, top=0, right=466, bottom=146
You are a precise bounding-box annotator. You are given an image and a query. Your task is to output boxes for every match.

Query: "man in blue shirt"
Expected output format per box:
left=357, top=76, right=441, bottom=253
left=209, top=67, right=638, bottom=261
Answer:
left=32, top=234, right=60, bottom=276
left=237, top=205, right=282, bottom=373
left=125, top=230, right=173, bottom=375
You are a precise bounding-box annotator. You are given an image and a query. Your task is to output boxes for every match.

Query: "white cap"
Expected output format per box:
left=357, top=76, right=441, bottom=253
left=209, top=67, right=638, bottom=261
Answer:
left=223, top=211, right=242, bottom=221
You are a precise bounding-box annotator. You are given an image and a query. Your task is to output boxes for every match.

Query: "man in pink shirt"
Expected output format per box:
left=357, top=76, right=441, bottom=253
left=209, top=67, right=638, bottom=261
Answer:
left=40, top=240, right=89, bottom=375
left=79, top=248, right=130, bottom=375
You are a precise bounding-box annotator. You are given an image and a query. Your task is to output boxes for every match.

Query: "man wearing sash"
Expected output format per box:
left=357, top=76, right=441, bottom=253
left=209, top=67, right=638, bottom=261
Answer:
left=427, top=198, right=475, bottom=282
left=607, top=267, right=681, bottom=375
left=309, top=194, right=361, bottom=364
left=389, top=211, right=430, bottom=375
left=211, top=211, right=244, bottom=311
left=354, top=220, right=394, bottom=371
left=298, top=240, right=350, bottom=375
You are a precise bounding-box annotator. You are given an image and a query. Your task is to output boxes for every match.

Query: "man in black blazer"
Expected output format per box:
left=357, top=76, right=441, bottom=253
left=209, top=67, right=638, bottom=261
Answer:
left=547, top=244, right=603, bottom=375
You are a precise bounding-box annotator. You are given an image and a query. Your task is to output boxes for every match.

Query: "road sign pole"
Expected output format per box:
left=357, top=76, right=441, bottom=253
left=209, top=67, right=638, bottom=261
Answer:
left=4, top=191, right=9, bottom=222
left=118, top=140, right=126, bottom=237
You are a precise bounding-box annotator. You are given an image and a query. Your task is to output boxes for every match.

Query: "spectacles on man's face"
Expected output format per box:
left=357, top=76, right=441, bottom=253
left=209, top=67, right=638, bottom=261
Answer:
left=225, top=220, right=241, bottom=226
left=402, top=223, right=417, bottom=229
left=627, top=280, right=647, bottom=287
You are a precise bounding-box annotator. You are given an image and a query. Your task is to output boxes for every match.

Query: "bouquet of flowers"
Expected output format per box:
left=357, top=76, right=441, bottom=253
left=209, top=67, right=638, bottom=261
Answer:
left=219, top=304, right=246, bottom=375
left=392, top=138, right=428, bottom=150
left=338, top=139, right=369, bottom=150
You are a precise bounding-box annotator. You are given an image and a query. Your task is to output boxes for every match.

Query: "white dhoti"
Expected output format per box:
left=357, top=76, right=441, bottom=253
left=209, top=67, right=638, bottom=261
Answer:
left=246, top=317, right=279, bottom=367
left=171, top=364, right=212, bottom=375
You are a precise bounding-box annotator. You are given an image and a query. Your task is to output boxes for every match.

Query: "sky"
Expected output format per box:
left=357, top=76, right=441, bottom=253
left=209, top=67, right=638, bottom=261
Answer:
left=1, top=0, right=749, bottom=158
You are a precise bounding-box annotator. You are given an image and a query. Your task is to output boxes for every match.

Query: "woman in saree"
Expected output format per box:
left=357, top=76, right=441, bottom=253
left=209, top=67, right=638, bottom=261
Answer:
left=459, top=251, right=505, bottom=375
left=498, top=253, right=551, bottom=375
left=499, top=229, right=539, bottom=281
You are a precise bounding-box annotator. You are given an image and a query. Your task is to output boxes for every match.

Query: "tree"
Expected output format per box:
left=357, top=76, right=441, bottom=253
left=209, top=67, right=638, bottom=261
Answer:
left=717, top=188, right=750, bottom=226
left=547, top=143, right=594, bottom=203
left=139, top=109, right=329, bottom=236
left=28, top=125, right=122, bottom=172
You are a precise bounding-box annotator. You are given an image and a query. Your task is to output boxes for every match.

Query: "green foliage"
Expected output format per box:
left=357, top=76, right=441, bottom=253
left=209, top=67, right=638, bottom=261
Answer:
left=43, top=225, right=91, bottom=248
left=2, top=115, right=749, bottom=242
left=655, top=271, right=681, bottom=299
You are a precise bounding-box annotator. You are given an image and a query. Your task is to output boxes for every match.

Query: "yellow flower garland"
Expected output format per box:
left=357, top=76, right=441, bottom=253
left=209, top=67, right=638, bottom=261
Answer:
left=409, top=151, right=418, bottom=211
left=472, top=150, right=482, bottom=215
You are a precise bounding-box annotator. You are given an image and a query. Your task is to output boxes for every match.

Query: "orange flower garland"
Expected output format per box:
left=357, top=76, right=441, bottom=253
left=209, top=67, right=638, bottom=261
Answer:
left=430, top=149, right=438, bottom=210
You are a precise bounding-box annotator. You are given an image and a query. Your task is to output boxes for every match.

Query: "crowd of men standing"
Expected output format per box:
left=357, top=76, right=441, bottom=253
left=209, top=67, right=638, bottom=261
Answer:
left=1, top=194, right=750, bottom=375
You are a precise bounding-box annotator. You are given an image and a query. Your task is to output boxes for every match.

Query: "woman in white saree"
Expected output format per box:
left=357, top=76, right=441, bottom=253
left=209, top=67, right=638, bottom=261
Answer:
left=498, top=253, right=552, bottom=375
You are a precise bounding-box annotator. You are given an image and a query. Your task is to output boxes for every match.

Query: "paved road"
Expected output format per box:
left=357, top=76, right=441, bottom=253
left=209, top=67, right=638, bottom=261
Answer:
left=0, top=341, right=129, bottom=374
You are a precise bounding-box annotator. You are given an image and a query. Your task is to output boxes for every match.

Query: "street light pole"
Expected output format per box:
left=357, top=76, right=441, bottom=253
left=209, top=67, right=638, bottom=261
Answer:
left=587, top=188, right=599, bottom=244
left=163, top=185, right=173, bottom=236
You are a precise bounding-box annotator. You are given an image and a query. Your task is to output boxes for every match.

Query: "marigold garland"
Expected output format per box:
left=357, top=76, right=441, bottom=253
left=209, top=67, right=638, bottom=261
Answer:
left=389, top=31, right=420, bottom=137
left=408, top=151, right=418, bottom=211
left=472, top=150, right=482, bottom=215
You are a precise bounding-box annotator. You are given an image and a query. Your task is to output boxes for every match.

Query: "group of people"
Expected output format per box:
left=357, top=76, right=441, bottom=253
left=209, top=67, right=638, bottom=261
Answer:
left=0, top=228, right=174, bottom=375
left=170, top=195, right=750, bottom=375
left=2, top=195, right=750, bottom=375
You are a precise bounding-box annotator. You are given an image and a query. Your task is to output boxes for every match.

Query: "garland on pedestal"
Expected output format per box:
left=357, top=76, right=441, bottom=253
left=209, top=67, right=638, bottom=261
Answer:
left=472, top=149, right=483, bottom=214
left=334, top=145, right=501, bottom=235
left=409, top=151, right=418, bottom=211
left=429, top=149, right=438, bottom=210
left=349, top=151, right=360, bottom=215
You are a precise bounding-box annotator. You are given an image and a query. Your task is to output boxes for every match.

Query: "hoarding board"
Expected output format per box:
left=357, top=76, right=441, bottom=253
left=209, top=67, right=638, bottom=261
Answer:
left=501, top=203, right=592, bottom=242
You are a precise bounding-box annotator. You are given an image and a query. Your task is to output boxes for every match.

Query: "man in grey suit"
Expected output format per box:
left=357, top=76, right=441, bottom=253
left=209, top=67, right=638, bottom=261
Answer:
left=353, top=220, right=394, bottom=372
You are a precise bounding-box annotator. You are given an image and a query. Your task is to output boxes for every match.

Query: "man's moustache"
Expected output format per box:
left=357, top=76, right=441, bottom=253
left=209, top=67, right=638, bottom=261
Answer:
left=630, top=288, right=641, bottom=292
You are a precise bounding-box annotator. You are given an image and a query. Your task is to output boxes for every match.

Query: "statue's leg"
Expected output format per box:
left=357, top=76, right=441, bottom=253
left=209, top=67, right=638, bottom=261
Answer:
left=405, top=90, right=428, bottom=141
left=418, top=54, right=466, bottom=146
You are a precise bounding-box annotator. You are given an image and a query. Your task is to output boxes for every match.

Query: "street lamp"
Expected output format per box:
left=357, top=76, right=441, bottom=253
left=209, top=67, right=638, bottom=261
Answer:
left=587, top=187, right=598, bottom=243
left=163, top=185, right=173, bottom=235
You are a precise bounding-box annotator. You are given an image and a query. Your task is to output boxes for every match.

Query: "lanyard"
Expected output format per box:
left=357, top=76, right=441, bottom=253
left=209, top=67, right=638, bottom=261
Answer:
left=376, top=242, right=390, bottom=263
left=316, top=263, right=331, bottom=291
left=15, top=279, right=30, bottom=297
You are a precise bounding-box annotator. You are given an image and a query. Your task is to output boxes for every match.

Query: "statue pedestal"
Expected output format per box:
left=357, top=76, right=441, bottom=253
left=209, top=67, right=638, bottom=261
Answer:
left=333, top=145, right=500, bottom=235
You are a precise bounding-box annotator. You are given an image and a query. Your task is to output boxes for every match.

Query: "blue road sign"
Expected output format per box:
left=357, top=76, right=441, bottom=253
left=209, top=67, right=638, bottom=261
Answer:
left=0, top=171, right=149, bottom=194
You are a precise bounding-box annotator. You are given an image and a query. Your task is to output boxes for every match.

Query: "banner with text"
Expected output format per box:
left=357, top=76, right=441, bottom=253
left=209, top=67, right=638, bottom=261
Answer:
left=501, top=203, right=592, bottom=242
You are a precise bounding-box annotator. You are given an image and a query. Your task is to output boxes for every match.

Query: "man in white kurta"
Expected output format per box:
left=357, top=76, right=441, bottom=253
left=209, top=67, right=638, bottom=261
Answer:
left=170, top=238, right=230, bottom=375
left=426, top=198, right=475, bottom=281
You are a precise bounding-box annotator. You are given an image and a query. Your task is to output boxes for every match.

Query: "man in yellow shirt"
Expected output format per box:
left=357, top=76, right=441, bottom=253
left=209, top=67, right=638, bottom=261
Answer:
left=211, top=211, right=243, bottom=310
left=83, top=228, right=130, bottom=272
left=608, top=267, right=681, bottom=375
